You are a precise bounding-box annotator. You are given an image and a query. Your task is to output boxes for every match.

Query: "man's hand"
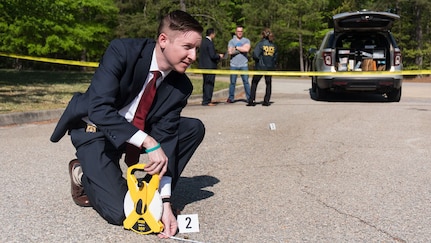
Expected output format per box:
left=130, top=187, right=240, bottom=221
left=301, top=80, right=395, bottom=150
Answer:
left=158, top=202, right=178, bottom=238
left=142, top=136, right=168, bottom=177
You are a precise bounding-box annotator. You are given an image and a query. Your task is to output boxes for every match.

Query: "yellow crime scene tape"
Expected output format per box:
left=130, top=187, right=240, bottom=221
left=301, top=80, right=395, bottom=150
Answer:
left=1, top=52, right=431, bottom=76
left=0, top=52, right=99, bottom=68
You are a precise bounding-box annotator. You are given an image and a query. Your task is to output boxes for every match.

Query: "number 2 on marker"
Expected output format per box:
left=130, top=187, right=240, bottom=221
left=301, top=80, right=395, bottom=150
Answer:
left=178, top=214, right=199, bottom=233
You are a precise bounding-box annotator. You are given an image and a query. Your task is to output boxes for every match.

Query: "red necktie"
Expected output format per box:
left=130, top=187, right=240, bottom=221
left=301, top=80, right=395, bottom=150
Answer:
left=125, top=71, right=161, bottom=166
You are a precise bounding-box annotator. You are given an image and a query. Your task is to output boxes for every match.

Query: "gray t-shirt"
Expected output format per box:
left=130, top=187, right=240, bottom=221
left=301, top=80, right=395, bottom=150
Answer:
left=228, top=36, right=250, bottom=67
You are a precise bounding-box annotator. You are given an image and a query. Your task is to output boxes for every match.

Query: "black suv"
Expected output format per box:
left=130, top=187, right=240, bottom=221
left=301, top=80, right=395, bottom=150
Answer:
left=310, top=11, right=402, bottom=101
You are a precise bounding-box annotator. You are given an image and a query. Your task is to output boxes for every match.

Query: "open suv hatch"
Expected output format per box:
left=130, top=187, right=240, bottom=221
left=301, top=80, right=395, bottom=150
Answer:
left=310, top=11, right=402, bottom=101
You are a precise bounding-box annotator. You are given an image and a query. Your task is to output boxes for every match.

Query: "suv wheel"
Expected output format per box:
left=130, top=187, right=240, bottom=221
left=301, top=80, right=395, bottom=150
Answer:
left=316, top=85, right=328, bottom=101
left=311, top=77, right=317, bottom=93
left=386, top=87, right=401, bottom=102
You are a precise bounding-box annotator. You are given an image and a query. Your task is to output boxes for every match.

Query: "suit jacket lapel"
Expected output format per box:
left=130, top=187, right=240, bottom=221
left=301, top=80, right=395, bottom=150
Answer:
left=125, top=41, right=156, bottom=106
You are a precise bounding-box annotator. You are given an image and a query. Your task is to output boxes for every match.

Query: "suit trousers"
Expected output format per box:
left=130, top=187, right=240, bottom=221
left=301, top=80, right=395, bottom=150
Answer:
left=70, top=117, right=205, bottom=225
left=202, top=74, right=216, bottom=105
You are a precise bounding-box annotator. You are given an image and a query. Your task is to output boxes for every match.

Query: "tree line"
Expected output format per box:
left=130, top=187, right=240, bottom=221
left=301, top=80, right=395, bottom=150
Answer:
left=0, top=0, right=430, bottom=71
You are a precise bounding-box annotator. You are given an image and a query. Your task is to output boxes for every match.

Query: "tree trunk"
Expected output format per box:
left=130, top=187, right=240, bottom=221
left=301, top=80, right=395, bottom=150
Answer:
left=81, top=49, right=87, bottom=72
left=414, top=3, right=423, bottom=68
left=180, top=0, right=186, bottom=11
left=298, top=16, right=304, bottom=72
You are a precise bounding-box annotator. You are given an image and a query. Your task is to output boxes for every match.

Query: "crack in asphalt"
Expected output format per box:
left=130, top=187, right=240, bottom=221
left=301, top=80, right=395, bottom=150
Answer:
left=301, top=189, right=406, bottom=242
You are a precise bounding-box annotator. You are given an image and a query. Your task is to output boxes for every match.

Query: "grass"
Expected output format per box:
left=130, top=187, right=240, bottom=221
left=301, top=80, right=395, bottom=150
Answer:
left=0, top=70, right=229, bottom=114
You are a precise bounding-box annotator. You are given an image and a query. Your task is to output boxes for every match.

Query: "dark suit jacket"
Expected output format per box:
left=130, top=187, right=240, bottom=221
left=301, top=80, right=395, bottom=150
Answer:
left=50, top=38, right=193, bottom=162
left=198, top=37, right=220, bottom=69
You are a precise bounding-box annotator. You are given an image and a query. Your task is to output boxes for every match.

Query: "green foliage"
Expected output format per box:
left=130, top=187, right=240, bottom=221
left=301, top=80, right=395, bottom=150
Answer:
left=0, top=0, right=118, bottom=62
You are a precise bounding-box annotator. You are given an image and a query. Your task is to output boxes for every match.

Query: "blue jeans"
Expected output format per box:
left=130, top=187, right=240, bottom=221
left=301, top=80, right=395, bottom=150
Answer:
left=229, top=66, right=250, bottom=101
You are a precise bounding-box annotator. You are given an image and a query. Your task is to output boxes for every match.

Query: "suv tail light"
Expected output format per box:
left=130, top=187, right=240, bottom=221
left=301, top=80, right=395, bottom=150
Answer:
left=323, top=51, right=332, bottom=66
left=394, top=48, right=401, bottom=66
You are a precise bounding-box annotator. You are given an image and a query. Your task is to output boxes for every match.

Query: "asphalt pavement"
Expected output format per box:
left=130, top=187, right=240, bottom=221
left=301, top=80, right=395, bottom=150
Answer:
left=1, top=78, right=431, bottom=242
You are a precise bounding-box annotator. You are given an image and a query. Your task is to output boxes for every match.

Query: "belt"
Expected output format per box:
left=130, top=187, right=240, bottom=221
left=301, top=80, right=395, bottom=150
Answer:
left=78, top=120, right=99, bottom=133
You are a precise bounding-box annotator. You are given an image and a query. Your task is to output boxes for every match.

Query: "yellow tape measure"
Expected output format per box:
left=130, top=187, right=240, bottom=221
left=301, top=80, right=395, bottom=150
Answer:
left=123, top=164, right=164, bottom=234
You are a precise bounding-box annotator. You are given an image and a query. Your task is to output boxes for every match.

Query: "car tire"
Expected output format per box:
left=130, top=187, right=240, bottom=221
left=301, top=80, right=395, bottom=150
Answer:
left=316, top=85, right=328, bottom=101
left=387, top=87, right=401, bottom=102
left=311, top=77, right=317, bottom=93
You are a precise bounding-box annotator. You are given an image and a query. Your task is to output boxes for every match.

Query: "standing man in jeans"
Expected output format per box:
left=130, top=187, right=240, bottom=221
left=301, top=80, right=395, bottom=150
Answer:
left=227, top=25, right=251, bottom=103
left=199, top=28, right=224, bottom=106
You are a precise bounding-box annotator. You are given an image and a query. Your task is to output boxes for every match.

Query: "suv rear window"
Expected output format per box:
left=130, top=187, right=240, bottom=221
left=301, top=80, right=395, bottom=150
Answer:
left=335, top=32, right=388, bottom=49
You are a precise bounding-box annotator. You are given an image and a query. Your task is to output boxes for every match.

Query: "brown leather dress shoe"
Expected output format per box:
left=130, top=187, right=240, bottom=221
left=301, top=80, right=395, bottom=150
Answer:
left=69, top=159, right=91, bottom=207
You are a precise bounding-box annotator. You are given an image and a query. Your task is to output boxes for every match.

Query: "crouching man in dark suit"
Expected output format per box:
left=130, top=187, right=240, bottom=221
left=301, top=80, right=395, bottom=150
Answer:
left=50, top=10, right=204, bottom=238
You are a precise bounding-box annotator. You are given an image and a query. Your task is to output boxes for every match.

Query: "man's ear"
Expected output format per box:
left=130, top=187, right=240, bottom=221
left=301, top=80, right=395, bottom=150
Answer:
left=158, top=33, right=168, bottom=49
